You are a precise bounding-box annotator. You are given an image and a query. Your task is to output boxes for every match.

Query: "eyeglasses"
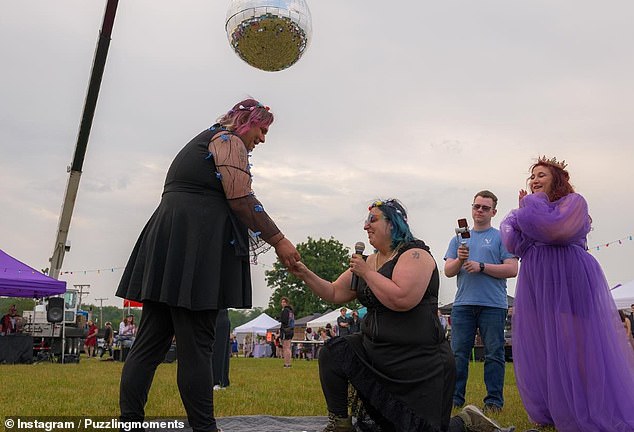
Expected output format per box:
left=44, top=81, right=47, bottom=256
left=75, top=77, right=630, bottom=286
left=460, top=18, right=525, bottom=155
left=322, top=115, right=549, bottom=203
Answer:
left=365, top=213, right=384, bottom=224
left=472, top=204, right=492, bottom=212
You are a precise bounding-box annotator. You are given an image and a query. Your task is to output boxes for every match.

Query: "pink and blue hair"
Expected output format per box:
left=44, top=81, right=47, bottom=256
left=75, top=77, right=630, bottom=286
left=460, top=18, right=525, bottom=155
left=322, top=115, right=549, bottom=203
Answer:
left=369, top=199, right=414, bottom=249
left=217, top=98, right=274, bottom=135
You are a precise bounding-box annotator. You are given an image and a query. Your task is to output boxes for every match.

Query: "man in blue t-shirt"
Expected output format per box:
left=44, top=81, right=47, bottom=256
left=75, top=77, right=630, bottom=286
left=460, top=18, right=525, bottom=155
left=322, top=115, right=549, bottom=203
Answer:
left=444, top=190, right=518, bottom=412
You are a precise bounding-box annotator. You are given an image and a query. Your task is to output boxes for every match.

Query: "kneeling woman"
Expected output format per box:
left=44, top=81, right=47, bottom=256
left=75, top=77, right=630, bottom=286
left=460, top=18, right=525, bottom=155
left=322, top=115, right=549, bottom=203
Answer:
left=291, top=199, right=499, bottom=432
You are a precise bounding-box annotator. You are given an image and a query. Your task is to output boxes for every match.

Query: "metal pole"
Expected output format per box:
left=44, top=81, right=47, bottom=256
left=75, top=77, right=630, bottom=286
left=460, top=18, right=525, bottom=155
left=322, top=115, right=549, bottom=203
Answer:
left=48, top=0, right=119, bottom=280
left=95, top=297, right=108, bottom=326
left=74, top=284, right=91, bottom=311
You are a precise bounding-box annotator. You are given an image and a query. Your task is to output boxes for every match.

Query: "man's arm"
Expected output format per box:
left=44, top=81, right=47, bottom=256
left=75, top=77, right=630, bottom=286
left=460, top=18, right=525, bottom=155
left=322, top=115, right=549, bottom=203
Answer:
left=480, top=257, right=518, bottom=278
left=443, top=239, right=466, bottom=278
left=444, top=257, right=464, bottom=278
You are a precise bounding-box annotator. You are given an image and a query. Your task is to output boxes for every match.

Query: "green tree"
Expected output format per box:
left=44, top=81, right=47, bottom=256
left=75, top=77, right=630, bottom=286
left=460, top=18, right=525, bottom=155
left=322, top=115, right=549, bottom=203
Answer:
left=0, top=298, right=36, bottom=316
left=264, top=237, right=360, bottom=319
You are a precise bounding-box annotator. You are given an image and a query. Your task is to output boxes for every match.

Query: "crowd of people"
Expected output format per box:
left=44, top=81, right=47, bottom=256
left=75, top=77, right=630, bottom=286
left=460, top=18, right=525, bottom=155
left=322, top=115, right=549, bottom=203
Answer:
left=79, top=314, right=136, bottom=360
left=0, top=301, right=137, bottom=361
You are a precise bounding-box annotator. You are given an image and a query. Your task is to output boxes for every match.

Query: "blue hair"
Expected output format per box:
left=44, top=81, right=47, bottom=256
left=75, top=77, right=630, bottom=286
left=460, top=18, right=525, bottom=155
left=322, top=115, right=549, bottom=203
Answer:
left=370, top=199, right=415, bottom=249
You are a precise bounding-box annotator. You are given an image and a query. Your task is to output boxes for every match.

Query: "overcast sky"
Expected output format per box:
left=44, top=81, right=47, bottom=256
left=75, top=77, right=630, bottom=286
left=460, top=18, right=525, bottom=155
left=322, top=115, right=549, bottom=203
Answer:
left=1, top=0, right=633, bottom=311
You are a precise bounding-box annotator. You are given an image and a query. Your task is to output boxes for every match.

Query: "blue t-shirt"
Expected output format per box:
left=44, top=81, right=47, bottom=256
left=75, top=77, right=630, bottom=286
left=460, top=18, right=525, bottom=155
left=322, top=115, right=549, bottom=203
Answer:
left=444, top=227, right=514, bottom=309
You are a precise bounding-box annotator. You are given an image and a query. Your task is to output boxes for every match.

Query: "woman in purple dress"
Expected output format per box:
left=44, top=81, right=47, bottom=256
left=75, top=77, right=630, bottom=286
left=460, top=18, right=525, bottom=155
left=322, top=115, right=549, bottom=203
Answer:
left=500, top=156, right=634, bottom=432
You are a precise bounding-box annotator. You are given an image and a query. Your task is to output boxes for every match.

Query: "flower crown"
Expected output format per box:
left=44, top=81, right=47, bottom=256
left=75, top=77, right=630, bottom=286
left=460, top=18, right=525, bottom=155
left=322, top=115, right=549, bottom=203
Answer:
left=538, top=155, right=567, bottom=170
left=369, top=199, right=408, bottom=222
left=234, top=102, right=270, bottom=113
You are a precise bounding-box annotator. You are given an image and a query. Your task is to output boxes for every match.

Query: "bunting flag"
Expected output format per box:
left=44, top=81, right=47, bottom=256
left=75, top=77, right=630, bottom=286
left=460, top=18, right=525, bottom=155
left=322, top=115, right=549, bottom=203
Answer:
left=589, top=234, right=633, bottom=252
left=44, top=234, right=634, bottom=275
left=58, top=261, right=277, bottom=275
left=59, top=266, right=125, bottom=275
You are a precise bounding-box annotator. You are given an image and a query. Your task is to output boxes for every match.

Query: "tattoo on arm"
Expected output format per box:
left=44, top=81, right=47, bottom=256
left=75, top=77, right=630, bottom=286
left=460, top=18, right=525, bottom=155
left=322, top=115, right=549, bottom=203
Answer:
left=411, top=251, right=420, bottom=259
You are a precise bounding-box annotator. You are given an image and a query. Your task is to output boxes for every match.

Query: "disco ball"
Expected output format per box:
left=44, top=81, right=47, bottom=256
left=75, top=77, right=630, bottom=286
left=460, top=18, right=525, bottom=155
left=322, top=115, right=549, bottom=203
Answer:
left=225, top=0, right=312, bottom=72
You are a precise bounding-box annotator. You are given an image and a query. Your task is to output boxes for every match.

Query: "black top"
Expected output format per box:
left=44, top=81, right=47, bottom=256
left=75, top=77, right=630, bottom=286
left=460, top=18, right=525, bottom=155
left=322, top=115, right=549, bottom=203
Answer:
left=116, top=128, right=252, bottom=310
left=280, top=306, right=295, bottom=339
left=103, top=326, right=113, bottom=342
left=357, top=240, right=442, bottom=347
left=341, top=239, right=455, bottom=431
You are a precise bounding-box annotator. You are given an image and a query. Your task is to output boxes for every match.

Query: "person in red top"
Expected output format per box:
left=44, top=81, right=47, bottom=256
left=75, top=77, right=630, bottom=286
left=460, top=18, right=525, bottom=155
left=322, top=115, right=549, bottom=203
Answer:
left=84, top=320, right=98, bottom=358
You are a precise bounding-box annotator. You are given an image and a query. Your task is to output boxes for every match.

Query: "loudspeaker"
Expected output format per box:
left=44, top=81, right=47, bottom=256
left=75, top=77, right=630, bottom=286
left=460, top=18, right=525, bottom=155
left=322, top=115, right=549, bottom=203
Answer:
left=47, top=297, right=65, bottom=323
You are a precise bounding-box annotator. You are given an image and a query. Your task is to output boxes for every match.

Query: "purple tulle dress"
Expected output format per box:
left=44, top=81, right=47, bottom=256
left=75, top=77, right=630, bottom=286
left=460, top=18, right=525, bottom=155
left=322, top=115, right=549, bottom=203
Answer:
left=501, top=192, right=634, bottom=432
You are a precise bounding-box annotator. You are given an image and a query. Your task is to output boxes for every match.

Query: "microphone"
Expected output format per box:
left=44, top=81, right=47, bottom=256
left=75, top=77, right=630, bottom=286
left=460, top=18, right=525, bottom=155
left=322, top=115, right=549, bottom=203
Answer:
left=350, top=242, right=366, bottom=291
left=455, top=218, right=470, bottom=250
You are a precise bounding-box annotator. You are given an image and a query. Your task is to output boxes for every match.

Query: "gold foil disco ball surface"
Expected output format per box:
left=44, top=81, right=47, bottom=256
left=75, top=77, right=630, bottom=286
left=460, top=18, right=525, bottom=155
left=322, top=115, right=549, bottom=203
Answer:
left=226, top=0, right=312, bottom=72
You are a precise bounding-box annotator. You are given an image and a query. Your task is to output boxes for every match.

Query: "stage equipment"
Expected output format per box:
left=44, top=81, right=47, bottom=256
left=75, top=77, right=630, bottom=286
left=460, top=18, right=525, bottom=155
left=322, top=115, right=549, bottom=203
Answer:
left=225, top=0, right=312, bottom=71
left=47, top=297, right=65, bottom=323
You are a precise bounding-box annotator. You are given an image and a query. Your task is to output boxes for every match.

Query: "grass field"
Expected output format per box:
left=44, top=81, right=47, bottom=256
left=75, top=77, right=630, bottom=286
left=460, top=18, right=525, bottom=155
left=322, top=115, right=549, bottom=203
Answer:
left=1, top=357, right=555, bottom=431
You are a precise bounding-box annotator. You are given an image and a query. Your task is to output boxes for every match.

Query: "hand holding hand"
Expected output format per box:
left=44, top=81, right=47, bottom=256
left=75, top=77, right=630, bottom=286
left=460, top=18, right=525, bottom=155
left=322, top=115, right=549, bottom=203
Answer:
left=288, top=261, right=309, bottom=279
left=274, top=238, right=301, bottom=269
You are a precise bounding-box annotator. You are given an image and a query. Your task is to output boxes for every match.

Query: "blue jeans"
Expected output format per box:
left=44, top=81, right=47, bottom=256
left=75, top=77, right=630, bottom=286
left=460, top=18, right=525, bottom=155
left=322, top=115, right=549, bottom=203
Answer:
left=450, top=305, right=506, bottom=408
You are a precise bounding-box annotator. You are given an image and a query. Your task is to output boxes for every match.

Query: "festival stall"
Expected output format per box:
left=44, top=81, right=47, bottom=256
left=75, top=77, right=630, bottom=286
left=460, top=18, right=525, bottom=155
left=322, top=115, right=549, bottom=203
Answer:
left=233, top=313, right=280, bottom=357
left=305, top=309, right=343, bottom=330
left=305, top=307, right=367, bottom=335
left=0, top=248, right=66, bottom=363
left=0, top=249, right=66, bottom=298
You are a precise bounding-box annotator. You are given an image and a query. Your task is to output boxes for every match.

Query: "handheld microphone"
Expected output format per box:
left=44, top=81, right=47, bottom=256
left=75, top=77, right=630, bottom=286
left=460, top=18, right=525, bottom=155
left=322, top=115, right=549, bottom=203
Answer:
left=455, top=218, right=470, bottom=254
left=351, top=242, right=366, bottom=291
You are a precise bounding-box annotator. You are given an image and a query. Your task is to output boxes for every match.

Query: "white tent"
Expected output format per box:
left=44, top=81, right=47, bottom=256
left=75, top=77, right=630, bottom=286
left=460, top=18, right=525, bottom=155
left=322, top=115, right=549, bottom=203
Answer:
left=233, top=313, right=279, bottom=337
left=306, top=309, right=343, bottom=330
left=611, top=280, right=634, bottom=309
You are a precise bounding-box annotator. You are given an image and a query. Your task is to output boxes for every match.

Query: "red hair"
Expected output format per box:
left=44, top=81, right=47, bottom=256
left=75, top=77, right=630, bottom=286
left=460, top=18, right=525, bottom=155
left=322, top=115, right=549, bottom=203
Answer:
left=529, top=160, right=575, bottom=202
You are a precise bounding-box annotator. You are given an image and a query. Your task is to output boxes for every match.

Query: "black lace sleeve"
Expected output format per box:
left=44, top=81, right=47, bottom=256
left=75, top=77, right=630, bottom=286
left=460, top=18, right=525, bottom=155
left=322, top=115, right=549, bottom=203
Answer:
left=209, top=132, right=284, bottom=246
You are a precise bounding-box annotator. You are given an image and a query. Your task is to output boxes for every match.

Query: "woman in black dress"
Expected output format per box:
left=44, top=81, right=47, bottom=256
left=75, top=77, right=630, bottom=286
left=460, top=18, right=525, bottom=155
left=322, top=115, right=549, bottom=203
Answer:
left=290, top=199, right=506, bottom=432
left=116, top=98, right=299, bottom=432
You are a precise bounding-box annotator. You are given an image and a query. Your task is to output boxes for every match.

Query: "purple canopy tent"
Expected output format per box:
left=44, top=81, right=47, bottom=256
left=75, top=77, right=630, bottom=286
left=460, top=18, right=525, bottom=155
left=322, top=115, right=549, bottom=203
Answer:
left=0, top=249, right=66, bottom=298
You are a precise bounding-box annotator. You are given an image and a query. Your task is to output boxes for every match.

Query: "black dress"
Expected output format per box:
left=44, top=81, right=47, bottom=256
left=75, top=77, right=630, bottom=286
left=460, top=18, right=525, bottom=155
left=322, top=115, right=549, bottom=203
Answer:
left=116, top=127, right=252, bottom=310
left=331, top=240, right=455, bottom=432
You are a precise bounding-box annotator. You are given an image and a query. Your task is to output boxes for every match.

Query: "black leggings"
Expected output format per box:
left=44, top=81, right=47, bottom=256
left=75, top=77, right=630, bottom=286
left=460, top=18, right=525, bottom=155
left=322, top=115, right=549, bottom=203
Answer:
left=119, top=301, right=218, bottom=432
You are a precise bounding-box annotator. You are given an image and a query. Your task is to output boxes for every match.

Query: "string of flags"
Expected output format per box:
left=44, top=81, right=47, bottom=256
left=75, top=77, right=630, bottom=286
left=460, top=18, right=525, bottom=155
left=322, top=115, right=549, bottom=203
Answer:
left=57, top=261, right=277, bottom=276
left=4, top=234, right=631, bottom=277
left=2, top=261, right=279, bottom=276
left=59, top=267, right=126, bottom=275
left=589, top=234, right=633, bottom=252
